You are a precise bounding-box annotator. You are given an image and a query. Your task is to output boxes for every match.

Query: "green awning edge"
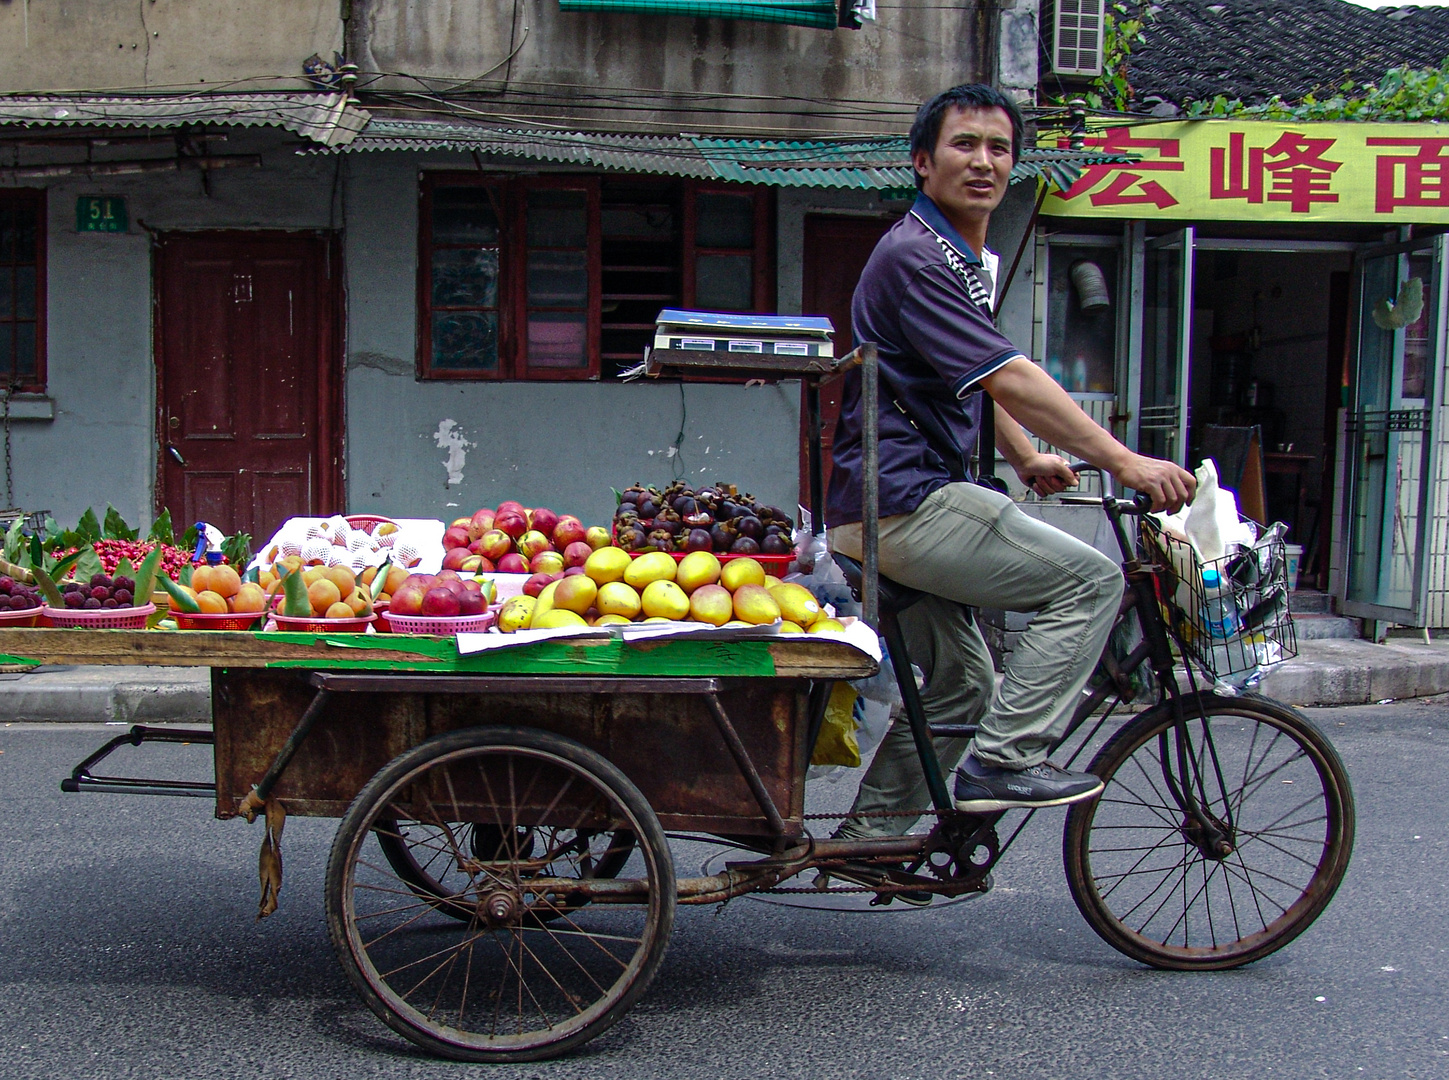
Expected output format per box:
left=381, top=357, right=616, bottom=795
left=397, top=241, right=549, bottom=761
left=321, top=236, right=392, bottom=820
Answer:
left=558, top=0, right=839, bottom=30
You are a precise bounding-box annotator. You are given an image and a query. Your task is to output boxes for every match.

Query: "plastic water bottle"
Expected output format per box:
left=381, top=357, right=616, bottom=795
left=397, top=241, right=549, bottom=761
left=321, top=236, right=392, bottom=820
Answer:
left=1202, top=567, right=1259, bottom=692
left=1201, top=568, right=1239, bottom=640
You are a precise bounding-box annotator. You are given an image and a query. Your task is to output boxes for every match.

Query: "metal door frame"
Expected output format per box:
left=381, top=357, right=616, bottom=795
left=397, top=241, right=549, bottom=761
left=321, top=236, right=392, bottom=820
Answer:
left=1137, top=227, right=1194, bottom=466
left=1335, top=234, right=1445, bottom=624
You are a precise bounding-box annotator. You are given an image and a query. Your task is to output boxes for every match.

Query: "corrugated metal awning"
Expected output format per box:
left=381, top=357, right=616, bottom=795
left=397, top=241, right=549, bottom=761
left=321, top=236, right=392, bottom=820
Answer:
left=0, top=93, right=371, bottom=148
left=313, top=119, right=1133, bottom=190
left=558, top=0, right=840, bottom=30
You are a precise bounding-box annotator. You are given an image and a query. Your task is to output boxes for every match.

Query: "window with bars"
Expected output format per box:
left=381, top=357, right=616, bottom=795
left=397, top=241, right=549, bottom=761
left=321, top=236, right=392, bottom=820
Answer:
left=418, top=174, right=771, bottom=380
left=0, top=190, right=45, bottom=393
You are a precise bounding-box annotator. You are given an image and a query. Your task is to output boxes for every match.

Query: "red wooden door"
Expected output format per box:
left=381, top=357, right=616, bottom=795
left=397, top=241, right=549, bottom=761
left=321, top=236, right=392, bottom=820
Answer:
left=157, top=233, right=341, bottom=538
left=799, top=214, right=896, bottom=508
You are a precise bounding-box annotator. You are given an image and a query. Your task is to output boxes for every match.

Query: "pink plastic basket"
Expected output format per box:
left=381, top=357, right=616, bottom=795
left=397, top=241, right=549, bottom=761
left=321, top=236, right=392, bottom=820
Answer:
left=43, top=602, right=156, bottom=629
left=271, top=612, right=377, bottom=633
left=0, top=606, right=42, bottom=627
left=380, top=609, right=496, bottom=635
left=174, top=609, right=266, bottom=631
left=345, top=514, right=399, bottom=535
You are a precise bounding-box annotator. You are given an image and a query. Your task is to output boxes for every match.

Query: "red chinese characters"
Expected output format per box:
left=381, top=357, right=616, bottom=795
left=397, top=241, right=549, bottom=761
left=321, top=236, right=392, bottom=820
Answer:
left=1366, top=137, right=1449, bottom=213
left=1210, top=131, right=1344, bottom=213
left=1056, top=128, right=1185, bottom=209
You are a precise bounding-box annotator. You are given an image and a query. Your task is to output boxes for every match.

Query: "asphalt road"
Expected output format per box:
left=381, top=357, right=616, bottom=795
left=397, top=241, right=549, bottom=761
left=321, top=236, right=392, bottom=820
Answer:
left=2, top=699, right=1446, bottom=1080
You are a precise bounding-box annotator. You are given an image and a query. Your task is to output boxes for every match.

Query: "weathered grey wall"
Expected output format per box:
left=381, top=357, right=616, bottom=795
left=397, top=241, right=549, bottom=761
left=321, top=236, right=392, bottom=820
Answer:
left=0, top=0, right=342, bottom=92
left=9, top=132, right=337, bottom=529
left=776, top=187, right=907, bottom=318
left=343, top=154, right=802, bottom=528
left=351, top=0, right=985, bottom=136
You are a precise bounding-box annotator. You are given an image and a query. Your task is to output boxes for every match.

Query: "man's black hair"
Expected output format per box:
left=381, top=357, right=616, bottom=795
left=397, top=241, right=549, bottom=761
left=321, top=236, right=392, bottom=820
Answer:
left=909, top=83, right=1024, bottom=189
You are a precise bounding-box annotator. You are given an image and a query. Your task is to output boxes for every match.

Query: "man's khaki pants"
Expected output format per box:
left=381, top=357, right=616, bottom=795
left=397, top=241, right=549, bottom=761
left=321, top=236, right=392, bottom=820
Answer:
left=829, top=482, right=1121, bottom=838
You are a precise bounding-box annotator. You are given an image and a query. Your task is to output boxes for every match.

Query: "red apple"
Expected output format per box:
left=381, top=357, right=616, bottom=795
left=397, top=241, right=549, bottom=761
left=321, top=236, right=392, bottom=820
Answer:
left=585, top=526, right=611, bottom=551
left=460, top=555, right=483, bottom=573
left=468, top=508, right=496, bottom=541
left=450, top=516, right=472, bottom=530
left=441, top=547, right=472, bottom=572
left=389, top=583, right=426, bottom=616
left=457, top=589, right=485, bottom=616
left=524, top=572, right=559, bottom=597
left=421, top=586, right=461, bottom=617
left=435, top=569, right=461, bottom=582
left=497, top=553, right=529, bottom=574
left=517, top=530, right=552, bottom=561
left=529, top=507, right=560, bottom=539
left=562, top=541, right=593, bottom=569
left=496, top=500, right=526, bottom=518
left=494, top=511, right=528, bottom=540
left=553, top=516, right=587, bottom=548
left=473, top=556, right=495, bottom=574
left=477, top=529, right=512, bottom=561
left=531, top=551, right=565, bottom=576
left=442, top=526, right=472, bottom=550
left=563, top=565, right=588, bottom=576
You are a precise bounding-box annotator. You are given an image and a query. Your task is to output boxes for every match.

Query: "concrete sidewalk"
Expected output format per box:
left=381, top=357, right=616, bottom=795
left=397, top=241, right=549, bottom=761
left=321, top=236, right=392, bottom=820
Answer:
left=0, top=637, right=1446, bottom=723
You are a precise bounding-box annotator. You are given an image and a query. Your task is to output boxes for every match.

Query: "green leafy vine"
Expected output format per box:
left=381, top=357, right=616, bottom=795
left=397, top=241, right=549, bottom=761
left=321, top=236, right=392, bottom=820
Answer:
left=1185, top=58, right=1449, bottom=121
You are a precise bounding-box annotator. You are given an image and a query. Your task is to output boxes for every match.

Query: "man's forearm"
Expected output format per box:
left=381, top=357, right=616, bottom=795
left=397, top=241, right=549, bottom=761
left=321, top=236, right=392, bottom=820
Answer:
left=981, top=358, right=1133, bottom=472
left=992, top=402, right=1038, bottom=469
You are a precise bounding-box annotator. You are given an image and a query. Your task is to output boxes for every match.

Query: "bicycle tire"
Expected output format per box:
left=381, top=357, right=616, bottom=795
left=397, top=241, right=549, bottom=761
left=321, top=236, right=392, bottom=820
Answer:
left=326, top=726, right=676, bottom=1062
left=1063, top=693, right=1354, bottom=970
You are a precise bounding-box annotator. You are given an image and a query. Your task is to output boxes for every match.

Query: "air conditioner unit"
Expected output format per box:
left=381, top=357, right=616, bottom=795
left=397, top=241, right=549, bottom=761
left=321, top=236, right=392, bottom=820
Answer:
left=1053, top=0, right=1105, bottom=77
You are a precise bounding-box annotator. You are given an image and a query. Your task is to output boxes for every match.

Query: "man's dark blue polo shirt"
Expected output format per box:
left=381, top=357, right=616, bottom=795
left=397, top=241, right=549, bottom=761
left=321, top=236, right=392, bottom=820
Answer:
left=825, top=194, right=1028, bottom=527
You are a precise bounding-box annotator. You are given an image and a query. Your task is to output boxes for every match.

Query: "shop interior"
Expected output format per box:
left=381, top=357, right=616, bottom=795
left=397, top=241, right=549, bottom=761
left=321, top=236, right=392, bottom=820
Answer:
left=1186, top=246, right=1353, bottom=589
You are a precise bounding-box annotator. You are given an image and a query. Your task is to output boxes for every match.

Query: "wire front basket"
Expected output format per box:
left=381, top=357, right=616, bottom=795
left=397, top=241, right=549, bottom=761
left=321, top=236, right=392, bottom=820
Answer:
left=1140, top=518, right=1297, bottom=683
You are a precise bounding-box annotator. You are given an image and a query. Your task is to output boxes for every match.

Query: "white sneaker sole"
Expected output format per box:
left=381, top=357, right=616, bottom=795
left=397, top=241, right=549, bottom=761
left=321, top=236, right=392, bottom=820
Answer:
left=953, top=778, right=1105, bottom=813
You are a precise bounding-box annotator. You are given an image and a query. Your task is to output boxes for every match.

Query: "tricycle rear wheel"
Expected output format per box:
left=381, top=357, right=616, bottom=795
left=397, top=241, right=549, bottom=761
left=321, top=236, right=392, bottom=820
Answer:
left=326, top=726, right=676, bottom=1062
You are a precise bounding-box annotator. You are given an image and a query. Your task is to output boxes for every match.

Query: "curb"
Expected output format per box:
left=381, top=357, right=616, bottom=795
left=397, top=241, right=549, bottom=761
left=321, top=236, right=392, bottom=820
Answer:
left=0, top=666, right=211, bottom=724
left=1259, top=639, right=1449, bottom=707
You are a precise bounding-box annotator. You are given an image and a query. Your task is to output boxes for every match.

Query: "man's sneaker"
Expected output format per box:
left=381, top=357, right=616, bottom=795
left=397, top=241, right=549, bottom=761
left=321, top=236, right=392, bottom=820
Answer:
left=953, top=755, right=1104, bottom=812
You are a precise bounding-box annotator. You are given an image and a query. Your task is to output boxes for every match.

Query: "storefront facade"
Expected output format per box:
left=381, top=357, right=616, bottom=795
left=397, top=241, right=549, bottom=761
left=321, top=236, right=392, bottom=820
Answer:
left=1036, top=119, right=1449, bottom=628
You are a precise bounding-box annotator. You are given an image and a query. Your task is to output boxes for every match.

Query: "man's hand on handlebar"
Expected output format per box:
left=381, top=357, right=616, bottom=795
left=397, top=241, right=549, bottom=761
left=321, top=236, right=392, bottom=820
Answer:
left=1114, top=454, right=1196, bottom=513
left=1011, top=451, right=1078, bottom=498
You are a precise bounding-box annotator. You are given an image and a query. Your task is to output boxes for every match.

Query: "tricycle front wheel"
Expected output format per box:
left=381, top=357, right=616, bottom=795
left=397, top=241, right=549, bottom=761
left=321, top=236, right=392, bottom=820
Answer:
left=326, top=726, right=676, bottom=1062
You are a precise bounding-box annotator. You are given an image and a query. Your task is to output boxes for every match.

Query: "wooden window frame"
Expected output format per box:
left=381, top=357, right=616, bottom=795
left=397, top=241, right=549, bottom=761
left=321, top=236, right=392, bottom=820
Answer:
left=0, top=188, right=47, bottom=394
left=514, top=175, right=602, bottom=382
left=682, top=180, right=774, bottom=313
left=417, top=173, right=602, bottom=381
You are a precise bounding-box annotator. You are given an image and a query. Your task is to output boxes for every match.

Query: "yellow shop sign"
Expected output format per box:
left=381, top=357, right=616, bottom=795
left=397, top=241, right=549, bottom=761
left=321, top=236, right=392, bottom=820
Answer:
left=1042, top=120, right=1449, bottom=223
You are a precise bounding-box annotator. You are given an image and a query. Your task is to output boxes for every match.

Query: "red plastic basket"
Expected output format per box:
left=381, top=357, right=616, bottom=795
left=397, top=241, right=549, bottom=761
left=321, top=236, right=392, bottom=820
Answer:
left=381, top=609, right=497, bottom=635
left=174, top=609, right=266, bottom=631
left=610, top=524, right=793, bottom=571
left=271, top=612, right=377, bottom=633
left=345, top=514, right=399, bottom=535
left=43, top=603, right=156, bottom=629
left=0, top=606, right=42, bottom=627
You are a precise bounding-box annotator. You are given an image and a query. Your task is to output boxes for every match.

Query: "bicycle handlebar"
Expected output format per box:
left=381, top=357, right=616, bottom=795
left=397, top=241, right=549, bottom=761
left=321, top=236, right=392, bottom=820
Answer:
left=1064, top=464, right=1155, bottom=515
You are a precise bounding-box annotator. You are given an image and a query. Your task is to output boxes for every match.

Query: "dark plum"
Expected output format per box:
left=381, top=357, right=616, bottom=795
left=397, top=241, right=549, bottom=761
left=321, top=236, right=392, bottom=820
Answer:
left=65, top=592, right=85, bottom=609
left=114, top=589, right=133, bottom=605
left=10, top=594, right=32, bottom=610
left=673, top=496, right=697, bottom=516
left=102, top=598, right=119, bottom=609
left=636, top=498, right=658, bottom=519
left=729, top=536, right=761, bottom=555
left=83, top=597, right=102, bottom=610
left=684, top=528, right=713, bottom=552
left=761, top=534, right=792, bottom=555
left=710, top=524, right=734, bottom=553
left=736, top=516, right=764, bottom=540
left=114, top=576, right=135, bottom=593
left=91, top=586, right=110, bottom=602
left=651, top=518, right=681, bottom=537
left=0, top=576, right=12, bottom=592
left=91, top=573, right=113, bottom=588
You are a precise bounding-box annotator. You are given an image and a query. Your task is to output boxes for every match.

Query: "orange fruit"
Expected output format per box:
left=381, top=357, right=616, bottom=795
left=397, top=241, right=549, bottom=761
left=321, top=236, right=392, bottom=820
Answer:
left=384, top=565, right=409, bottom=594
left=208, top=565, right=241, bottom=599
left=190, top=566, right=214, bottom=594
left=344, top=587, right=370, bottom=616
left=231, top=583, right=267, bottom=614
left=196, top=590, right=228, bottom=615
left=324, top=601, right=355, bottom=619
left=308, top=579, right=342, bottom=615
left=258, top=569, right=277, bottom=591
left=302, top=567, right=326, bottom=587
left=323, top=565, right=356, bottom=594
